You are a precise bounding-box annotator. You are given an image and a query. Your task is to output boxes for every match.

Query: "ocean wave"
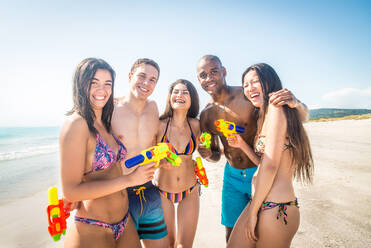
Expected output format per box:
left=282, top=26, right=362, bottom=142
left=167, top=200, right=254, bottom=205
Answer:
left=0, top=143, right=59, bottom=161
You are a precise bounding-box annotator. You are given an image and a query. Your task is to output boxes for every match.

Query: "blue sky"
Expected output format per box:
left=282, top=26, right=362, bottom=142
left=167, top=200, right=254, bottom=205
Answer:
left=1, top=0, right=370, bottom=126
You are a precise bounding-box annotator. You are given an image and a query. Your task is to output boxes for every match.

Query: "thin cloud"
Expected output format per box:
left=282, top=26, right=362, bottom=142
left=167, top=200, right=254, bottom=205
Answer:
left=322, top=87, right=371, bottom=109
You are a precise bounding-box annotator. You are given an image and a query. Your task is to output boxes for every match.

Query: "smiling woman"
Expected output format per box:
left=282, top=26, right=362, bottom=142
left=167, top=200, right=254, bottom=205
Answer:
left=156, top=79, right=201, bottom=248
left=60, top=58, right=144, bottom=248
left=89, top=69, right=113, bottom=110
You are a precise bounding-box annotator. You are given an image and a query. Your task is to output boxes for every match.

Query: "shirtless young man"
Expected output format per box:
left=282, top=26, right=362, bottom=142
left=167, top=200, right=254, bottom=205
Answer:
left=112, top=58, right=170, bottom=248
left=196, top=55, right=309, bottom=243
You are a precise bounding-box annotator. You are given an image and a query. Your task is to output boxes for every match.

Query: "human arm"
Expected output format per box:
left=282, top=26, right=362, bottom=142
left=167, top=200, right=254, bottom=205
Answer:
left=198, top=111, right=221, bottom=162
left=226, top=134, right=260, bottom=166
left=245, top=104, right=287, bottom=241
left=269, top=88, right=309, bottom=122
left=60, top=117, right=156, bottom=202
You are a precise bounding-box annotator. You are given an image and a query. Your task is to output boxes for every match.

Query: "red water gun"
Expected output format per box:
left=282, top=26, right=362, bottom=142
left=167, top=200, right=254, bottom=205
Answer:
left=47, top=187, right=71, bottom=241
left=195, top=157, right=209, bottom=187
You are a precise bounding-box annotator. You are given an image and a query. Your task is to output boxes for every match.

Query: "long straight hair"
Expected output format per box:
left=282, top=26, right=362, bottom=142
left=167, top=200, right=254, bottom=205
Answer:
left=67, top=58, right=116, bottom=134
left=160, top=79, right=200, bottom=120
left=242, top=63, right=314, bottom=183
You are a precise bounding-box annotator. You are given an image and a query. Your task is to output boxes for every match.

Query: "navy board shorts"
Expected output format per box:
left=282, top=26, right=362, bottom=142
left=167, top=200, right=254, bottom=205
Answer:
left=127, top=181, right=168, bottom=240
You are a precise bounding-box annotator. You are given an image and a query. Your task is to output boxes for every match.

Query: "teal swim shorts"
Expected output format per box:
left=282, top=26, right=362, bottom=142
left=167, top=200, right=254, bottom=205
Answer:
left=221, top=161, right=258, bottom=227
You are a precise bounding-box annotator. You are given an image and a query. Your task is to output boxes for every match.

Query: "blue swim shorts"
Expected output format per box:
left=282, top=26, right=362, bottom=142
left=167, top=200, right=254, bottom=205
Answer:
left=127, top=181, right=168, bottom=240
left=221, top=161, right=258, bottom=228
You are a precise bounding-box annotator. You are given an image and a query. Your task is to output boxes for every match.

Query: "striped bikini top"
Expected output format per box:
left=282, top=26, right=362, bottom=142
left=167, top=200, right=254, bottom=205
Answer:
left=160, top=118, right=196, bottom=155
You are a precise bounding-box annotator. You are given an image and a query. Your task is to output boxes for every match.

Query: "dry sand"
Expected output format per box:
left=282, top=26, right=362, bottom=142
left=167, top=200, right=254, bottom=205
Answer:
left=1, top=119, right=370, bottom=248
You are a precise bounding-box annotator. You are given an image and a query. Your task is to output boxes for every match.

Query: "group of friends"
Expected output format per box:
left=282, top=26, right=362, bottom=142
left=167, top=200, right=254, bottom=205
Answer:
left=59, top=55, right=314, bottom=248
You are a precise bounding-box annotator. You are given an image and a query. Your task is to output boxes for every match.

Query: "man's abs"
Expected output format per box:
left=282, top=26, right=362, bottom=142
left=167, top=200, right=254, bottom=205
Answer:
left=224, top=147, right=257, bottom=169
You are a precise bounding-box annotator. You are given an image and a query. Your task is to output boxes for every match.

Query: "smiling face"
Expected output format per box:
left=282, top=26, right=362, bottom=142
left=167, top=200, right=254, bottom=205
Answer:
left=243, top=69, right=264, bottom=108
left=89, top=69, right=113, bottom=110
left=129, top=64, right=159, bottom=100
left=197, top=58, right=226, bottom=95
left=170, top=83, right=191, bottom=111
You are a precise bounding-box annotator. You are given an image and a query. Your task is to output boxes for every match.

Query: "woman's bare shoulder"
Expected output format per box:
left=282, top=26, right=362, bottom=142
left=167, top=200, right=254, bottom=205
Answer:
left=189, top=118, right=200, bottom=129
left=60, top=113, right=90, bottom=141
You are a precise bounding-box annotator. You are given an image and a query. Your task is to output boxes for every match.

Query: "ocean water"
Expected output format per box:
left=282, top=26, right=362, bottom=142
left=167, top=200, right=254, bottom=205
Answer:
left=0, top=127, right=60, bottom=161
left=0, top=127, right=60, bottom=205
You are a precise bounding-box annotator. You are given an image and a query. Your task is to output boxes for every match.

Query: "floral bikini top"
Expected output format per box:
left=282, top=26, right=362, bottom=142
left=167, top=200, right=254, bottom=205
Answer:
left=85, top=133, right=127, bottom=175
left=255, top=135, right=292, bottom=156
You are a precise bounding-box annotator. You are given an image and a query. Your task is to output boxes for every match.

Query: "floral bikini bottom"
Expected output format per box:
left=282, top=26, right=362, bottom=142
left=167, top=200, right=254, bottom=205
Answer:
left=74, top=211, right=129, bottom=240
left=261, top=198, right=299, bottom=225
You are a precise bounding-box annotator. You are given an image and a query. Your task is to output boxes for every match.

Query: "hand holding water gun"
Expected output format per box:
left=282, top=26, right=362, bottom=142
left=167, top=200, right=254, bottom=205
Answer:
left=46, top=187, right=71, bottom=241
left=214, top=119, right=245, bottom=138
left=125, top=143, right=182, bottom=168
left=198, top=132, right=211, bottom=149
left=195, top=157, right=209, bottom=187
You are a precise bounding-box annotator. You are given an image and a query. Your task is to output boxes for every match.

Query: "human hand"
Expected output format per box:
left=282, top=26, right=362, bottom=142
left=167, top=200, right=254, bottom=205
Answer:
left=130, top=162, right=157, bottom=186
left=269, top=88, right=298, bottom=108
left=245, top=212, right=258, bottom=242
left=226, top=134, right=246, bottom=149
left=198, top=144, right=212, bottom=159
left=159, top=159, right=174, bottom=170
left=63, top=199, right=80, bottom=213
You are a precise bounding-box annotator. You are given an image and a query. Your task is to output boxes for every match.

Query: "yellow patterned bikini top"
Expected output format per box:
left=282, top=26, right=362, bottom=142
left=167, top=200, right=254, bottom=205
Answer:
left=255, top=135, right=292, bottom=156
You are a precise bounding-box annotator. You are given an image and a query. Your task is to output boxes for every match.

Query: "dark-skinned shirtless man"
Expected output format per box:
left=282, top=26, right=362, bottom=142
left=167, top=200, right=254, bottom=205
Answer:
left=197, top=55, right=309, bottom=243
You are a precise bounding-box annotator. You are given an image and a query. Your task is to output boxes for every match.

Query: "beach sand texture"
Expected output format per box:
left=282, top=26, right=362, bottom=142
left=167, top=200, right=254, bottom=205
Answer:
left=0, top=119, right=370, bottom=248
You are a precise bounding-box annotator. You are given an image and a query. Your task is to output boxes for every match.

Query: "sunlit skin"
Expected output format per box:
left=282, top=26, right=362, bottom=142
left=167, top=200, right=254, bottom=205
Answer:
left=197, top=59, right=227, bottom=97
left=89, top=69, right=113, bottom=110
left=197, top=57, right=309, bottom=243
left=112, top=63, right=170, bottom=248
left=170, top=83, right=191, bottom=111
left=242, top=70, right=264, bottom=108
left=227, top=70, right=300, bottom=248
left=61, top=67, right=148, bottom=248
left=155, top=82, right=201, bottom=248
left=129, top=64, right=158, bottom=100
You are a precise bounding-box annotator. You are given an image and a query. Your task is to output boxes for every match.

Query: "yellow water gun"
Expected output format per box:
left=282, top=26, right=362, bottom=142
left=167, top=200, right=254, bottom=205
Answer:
left=125, top=143, right=182, bottom=168
left=198, top=132, right=211, bottom=149
left=214, top=119, right=245, bottom=138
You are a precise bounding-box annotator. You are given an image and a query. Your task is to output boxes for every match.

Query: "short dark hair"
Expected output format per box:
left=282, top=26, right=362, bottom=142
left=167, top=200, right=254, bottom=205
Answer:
left=130, top=58, right=160, bottom=76
left=68, top=58, right=115, bottom=134
left=160, top=79, right=200, bottom=120
left=198, top=55, right=223, bottom=67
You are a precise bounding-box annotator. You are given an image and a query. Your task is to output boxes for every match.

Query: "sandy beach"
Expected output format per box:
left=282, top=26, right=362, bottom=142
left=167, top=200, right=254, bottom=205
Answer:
left=1, top=119, right=370, bottom=248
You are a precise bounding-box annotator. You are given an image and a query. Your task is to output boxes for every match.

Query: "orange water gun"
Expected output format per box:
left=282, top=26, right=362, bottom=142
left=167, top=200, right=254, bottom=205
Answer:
left=198, top=132, right=211, bottom=149
left=214, top=119, right=245, bottom=138
left=46, top=187, right=71, bottom=241
left=195, top=157, right=209, bottom=187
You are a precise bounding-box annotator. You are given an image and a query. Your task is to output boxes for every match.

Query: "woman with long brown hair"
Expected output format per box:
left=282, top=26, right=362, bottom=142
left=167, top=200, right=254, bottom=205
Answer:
left=60, top=58, right=155, bottom=247
left=155, top=79, right=201, bottom=248
left=227, top=63, right=314, bottom=248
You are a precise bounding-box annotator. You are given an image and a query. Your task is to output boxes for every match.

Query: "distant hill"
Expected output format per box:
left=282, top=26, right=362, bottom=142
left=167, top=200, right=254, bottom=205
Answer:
left=309, top=108, right=371, bottom=119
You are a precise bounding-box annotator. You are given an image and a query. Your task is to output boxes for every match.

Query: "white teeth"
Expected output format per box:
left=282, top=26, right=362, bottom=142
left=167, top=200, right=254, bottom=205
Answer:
left=139, top=86, right=149, bottom=92
left=250, top=93, right=259, bottom=98
left=94, top=96, right=105, bottom=100
left=175, top=99, right=185, bottom=103
left=207, top=83, right=216, bottom=88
